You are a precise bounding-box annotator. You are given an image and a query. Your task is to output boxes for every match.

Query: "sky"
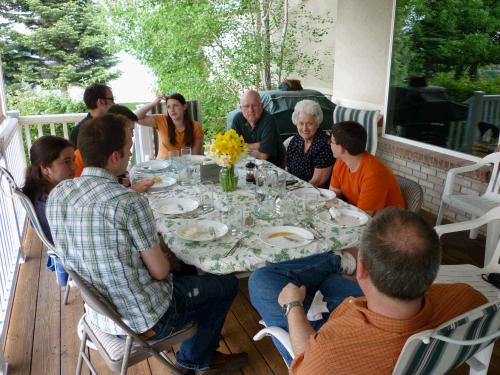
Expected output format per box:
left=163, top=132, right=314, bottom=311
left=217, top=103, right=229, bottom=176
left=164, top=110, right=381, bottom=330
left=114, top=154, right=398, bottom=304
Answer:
left=68, top=52, right=157, bottom=104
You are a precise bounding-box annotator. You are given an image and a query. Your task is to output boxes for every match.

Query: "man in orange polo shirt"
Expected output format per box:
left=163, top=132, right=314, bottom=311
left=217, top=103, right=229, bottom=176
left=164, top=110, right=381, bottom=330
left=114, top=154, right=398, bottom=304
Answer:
left=275, top=208, right=486, bottom=374
left=329, top=121, right=405, bottom=215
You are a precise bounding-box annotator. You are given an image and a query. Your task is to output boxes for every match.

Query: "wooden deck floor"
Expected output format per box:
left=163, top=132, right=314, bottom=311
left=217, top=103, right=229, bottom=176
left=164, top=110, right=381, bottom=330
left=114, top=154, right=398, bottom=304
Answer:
left=3, top=215, right=500, bottom=375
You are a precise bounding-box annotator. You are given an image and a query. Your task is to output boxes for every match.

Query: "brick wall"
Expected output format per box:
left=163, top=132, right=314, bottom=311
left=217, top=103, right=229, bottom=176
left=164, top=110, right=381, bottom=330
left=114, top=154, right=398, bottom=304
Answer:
left=376, top=138, right=491, bottom=224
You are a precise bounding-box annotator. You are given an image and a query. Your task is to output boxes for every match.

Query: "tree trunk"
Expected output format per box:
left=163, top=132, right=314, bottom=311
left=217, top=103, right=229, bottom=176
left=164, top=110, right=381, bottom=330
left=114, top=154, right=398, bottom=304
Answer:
left=277, top=0, right=289, bottom=84
left=260, top=0, right=271, bottom=90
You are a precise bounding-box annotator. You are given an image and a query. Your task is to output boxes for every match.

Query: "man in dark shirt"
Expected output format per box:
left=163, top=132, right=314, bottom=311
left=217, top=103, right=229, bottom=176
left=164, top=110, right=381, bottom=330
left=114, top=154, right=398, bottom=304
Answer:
left=230, top=90, right=285, bottom=167
left=70, top=83, right=115, bottom=145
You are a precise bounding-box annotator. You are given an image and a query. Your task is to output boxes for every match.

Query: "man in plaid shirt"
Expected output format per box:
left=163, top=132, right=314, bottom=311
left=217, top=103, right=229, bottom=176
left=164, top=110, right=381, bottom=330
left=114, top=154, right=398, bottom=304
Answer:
left=47, top=114, right=247, bottom=374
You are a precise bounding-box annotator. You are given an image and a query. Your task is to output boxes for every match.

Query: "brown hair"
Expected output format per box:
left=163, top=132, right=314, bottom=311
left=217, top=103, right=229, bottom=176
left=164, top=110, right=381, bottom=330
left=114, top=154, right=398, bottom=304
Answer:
left=165, top=93, right=194, bottom=147
left=331, top=121, right=367, bottom=155
left=359, top=207, right=441, bottom=300
left=23, top=136, right=74, bottom=201
left=78, top=114, right=128, bottom=168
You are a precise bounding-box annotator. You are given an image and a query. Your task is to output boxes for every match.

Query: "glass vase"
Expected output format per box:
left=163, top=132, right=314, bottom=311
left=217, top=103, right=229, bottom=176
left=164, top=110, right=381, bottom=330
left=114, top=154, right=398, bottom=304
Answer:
left=219, top=165, right=238, bottom=192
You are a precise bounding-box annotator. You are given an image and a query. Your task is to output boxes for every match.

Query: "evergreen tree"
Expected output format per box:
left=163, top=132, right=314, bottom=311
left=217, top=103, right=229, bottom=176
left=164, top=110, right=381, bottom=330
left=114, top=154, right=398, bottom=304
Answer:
left=0, top=0, right=118, bottom=91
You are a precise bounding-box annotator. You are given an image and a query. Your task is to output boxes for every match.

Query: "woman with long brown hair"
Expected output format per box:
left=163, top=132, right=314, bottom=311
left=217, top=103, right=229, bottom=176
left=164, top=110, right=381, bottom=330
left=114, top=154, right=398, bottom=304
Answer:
left=136, top=93, right=204, bottom=159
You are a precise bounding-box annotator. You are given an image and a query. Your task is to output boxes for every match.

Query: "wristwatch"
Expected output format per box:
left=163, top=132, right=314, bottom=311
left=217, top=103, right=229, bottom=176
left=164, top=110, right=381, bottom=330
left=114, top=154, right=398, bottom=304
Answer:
left=282, top=300, right=303, bottom=317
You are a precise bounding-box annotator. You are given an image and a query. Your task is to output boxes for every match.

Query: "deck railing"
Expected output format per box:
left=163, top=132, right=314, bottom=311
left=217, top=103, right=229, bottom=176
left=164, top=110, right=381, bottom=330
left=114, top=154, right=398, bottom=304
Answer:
left=0, top=116, right=27, bottom=375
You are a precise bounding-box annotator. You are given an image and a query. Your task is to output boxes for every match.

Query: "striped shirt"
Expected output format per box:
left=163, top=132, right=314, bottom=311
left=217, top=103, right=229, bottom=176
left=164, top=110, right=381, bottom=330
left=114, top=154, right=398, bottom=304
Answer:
left=47, top=167, right=172, bottom=335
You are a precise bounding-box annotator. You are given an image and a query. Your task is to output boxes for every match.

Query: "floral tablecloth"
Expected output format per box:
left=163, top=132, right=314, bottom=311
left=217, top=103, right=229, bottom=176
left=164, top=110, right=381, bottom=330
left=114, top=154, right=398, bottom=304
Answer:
left=143, top=161, right=367, bottom=274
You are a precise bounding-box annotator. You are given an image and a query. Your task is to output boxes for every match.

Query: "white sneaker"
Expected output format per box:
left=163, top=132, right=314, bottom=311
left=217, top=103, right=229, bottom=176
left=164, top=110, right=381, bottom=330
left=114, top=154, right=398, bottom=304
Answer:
left=332, top=251, right=356, bottom=275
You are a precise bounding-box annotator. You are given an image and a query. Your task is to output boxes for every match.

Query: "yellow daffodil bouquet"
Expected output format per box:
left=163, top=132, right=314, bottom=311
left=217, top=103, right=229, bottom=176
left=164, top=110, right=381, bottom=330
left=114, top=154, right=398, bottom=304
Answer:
left=206, top=129, right=247, bottom=191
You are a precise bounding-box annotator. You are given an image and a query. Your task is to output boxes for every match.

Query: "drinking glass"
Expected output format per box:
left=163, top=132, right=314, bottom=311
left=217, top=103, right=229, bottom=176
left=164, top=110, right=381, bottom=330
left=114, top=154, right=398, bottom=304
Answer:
left=181, top=147, right=192, bottom=157
left=167, top=150, right=180, bottom=175
left=303, top=192, right=320, bottom=222
left=199, top=182, right=214, bottom=213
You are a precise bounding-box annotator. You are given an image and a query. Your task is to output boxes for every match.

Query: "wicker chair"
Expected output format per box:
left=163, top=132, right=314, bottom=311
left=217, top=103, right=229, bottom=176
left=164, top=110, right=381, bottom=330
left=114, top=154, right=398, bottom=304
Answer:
left=395, top=175, right=424, bottom=213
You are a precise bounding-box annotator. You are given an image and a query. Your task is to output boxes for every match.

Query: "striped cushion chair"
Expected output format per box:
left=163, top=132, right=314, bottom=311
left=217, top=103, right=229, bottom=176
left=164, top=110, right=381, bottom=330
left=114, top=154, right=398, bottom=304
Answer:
left=333, top=105, right=380, bottom=155
left=393, top=300, right=500, bottom=375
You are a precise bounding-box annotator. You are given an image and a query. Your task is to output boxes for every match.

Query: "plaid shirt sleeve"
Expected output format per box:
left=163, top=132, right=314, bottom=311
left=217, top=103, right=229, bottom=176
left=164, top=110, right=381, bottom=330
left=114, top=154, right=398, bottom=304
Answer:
left=125, top=194, right=159, bottom=252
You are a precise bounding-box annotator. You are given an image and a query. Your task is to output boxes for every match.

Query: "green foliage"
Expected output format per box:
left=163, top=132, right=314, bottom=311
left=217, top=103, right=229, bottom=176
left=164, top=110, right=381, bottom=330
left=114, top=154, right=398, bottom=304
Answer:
left=430, top=72, right=500, bottom=102
left=392, top=0, right=500, bottom=82
left=0, top=0, right=119, bottom=91
left=7, top=87, right=86, bottom=115
left=104, top=0, right=332, bottom=132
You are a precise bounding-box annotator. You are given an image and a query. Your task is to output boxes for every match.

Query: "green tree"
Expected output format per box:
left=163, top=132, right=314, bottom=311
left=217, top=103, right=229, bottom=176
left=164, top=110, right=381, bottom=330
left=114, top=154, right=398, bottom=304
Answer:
left=105, top=0, right=331, bottom=133
left=397, top=0, right=500, bottom=81
left=0, top=0, right=119, bottom=91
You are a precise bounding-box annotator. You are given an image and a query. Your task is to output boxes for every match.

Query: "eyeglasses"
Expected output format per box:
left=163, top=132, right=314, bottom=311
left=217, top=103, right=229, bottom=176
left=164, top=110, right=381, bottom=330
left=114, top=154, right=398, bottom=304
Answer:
left=240, top=104, right=261, bottom=111
left=103, top=97, right=115, bottom=103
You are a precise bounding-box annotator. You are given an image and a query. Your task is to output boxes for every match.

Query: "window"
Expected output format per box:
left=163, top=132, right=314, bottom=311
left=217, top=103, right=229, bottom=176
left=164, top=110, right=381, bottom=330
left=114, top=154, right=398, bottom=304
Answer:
left=385, top=0, right=500, bottom=157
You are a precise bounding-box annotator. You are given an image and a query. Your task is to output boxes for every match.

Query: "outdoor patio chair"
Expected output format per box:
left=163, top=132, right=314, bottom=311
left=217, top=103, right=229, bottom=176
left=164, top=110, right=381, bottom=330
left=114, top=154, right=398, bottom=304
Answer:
left=435, top=205, right=500, bottom=302
left=254, top=299, right=500, bottom=375
left=333, top=105, right=380, bottom=155
left=395, top=174, right=423, bottom=213
left=67, top=269, right=196, bottom=375
left=436, top=152, right=500, bottom=266
left=283, top=135, right=294, bottom=150
left=0, top=166, right=72, bottom=304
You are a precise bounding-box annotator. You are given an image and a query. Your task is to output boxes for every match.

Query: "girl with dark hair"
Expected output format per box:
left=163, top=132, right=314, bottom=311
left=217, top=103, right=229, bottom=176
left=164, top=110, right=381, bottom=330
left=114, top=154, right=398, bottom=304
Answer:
left=136, top=93, right=204, bottom=159
left=23, top=136, right=76, bottom=243
left=23, top=136, right=75, bottom=287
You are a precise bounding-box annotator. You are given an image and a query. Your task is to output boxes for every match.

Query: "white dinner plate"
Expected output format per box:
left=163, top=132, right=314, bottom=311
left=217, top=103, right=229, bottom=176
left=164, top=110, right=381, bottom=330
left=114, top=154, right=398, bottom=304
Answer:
left=149, top=176, right=177, bottom=191
left=176, top=220, right=228, bottom=242
left=152, top=198, right=199, bottom=215
left=292, top=187, right=336, bottom=202
left=134, top=160, right=170, bottom=172
left=318, top=208, right=369, bottom=227
left=260, top=226, right=314, bottom=248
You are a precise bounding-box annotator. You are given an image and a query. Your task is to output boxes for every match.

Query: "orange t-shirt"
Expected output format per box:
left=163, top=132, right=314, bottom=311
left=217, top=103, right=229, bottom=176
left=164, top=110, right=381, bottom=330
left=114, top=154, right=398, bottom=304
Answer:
left=290, top=283, right=487, bottom=375
left=330, top=152, right=405, bottom=212
left=154, top=115, right=203, bottom=159
left=74, top=149, right=84, bottom=177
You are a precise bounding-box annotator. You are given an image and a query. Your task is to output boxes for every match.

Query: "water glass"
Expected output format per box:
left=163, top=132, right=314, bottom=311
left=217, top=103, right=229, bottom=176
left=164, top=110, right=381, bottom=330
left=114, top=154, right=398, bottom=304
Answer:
left=303, top=192, right=320, bottom=221
left=199, top=182, right=214, bottom=213
left=181, top=147, right=192, bottom=157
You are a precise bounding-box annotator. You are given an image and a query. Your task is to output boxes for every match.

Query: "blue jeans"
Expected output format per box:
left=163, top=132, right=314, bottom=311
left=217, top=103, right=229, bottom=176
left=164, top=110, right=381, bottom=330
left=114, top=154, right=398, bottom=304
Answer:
left=147, top=273, right=238, bottom=371
left=248, top=252, right=363, bottom=364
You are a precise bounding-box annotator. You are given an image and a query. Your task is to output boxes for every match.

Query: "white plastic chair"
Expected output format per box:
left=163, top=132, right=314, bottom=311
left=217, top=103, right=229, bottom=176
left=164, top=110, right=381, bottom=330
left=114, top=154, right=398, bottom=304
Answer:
left=333, top=105, right=380, bottom=155
left=435, top=205, right=500, bottom=302
left=436, top=152, right=500, bottom=266
left=0, top=166, right=72, bottom=304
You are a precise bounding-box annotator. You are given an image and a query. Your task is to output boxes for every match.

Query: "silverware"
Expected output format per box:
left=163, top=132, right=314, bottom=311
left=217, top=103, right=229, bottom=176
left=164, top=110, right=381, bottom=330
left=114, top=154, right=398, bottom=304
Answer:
left=283, top=236, right=301, bottom=243
left=312, top=185, right=328, bottom=199
left=225, top=238, right=243, bottom=257
left=307, top=223, right=325, bottom=239
left=209, top=226, right=217, bottom=239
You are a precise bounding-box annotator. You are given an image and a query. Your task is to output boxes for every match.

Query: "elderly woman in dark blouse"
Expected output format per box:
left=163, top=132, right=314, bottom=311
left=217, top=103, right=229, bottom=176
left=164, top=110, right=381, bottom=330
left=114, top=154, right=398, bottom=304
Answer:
left=286, top=99, right=334, bottom=187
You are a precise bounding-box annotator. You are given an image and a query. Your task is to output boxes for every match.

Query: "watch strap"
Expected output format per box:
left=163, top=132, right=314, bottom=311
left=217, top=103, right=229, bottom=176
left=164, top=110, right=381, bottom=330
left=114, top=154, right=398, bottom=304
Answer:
left=283, top=300, right=303, bottom=317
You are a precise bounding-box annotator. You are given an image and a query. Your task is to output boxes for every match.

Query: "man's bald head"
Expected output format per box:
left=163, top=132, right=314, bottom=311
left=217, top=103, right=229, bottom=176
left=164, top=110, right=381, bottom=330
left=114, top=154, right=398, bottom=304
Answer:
left=359, top=207, right=441, bottom=300
left=239, top=90, right=264, bottom=126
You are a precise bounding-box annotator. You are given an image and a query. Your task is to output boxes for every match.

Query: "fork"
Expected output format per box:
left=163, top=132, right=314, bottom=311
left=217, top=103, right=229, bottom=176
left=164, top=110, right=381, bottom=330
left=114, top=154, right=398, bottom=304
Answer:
left=209, top=226, right=217, bottom=240
left=307, top=222, right=326, bottom=240
left=225, top=237, right=243, bottom=257
left=312, top=185, right=329, bottom=199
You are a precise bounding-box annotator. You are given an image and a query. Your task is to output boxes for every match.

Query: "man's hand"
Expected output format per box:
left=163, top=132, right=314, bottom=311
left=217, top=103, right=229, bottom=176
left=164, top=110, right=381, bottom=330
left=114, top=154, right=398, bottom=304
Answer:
left=131, top=178, right=154, bottom=192
left=278, top=283, right=306, bottom=307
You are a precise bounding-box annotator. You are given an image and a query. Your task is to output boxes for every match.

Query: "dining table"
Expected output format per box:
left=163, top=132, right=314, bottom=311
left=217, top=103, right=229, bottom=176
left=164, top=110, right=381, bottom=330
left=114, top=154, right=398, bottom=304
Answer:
left=131, top=157, right=369, bottom=275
